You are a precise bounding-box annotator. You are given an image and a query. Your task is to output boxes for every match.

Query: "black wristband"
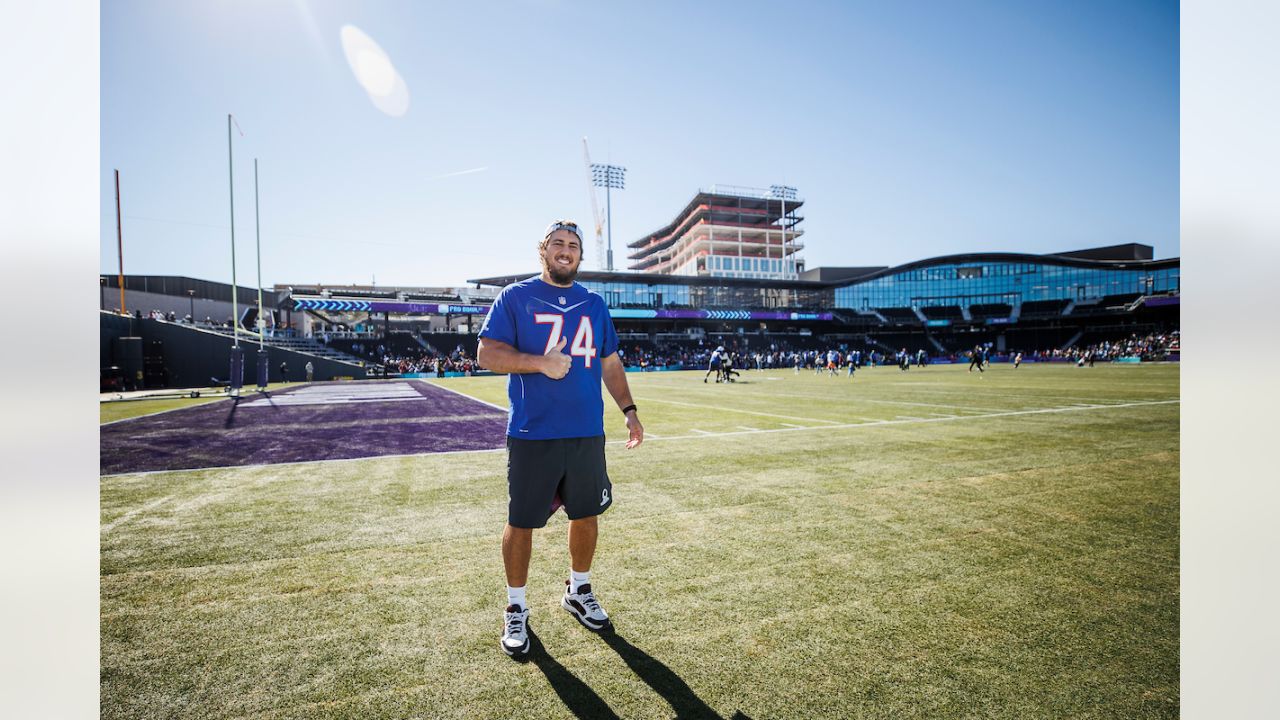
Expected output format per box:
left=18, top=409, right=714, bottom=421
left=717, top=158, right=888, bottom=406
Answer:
left=621, top=404, right=637, bottom=415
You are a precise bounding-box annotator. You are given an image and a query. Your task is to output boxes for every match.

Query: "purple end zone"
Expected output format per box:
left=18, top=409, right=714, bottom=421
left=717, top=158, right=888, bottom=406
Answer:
left=100, top=380, right=508, bottom=475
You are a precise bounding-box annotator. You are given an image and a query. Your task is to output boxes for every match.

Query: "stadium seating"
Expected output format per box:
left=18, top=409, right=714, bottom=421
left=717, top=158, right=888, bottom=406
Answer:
left=420, top=331, right=479, bottom=358
left=878, top=307, right=921, bottom=324
left=1019, top=299, right=1070, bottom=319
left=969, top=303, right=1013, bottom=320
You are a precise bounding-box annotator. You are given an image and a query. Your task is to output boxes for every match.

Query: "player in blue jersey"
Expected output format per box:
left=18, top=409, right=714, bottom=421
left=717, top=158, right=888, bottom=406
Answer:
left=477, top=220, right=644, bottom=658
left=705, top=345, right=724, bottom=382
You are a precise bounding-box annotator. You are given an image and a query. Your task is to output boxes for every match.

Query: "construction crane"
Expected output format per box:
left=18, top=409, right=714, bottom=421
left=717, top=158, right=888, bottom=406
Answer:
left=581, top=137, right=606, bottom=270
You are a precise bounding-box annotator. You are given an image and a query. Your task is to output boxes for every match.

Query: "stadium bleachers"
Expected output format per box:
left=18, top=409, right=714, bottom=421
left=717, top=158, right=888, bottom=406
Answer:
left=921, top=305, right=964, bottom=321
left=969, top=303, right=1013, bottom=320
left=878, top=307, right=921, bottom=324
left=420, top=332, right=479, bottom=358
left=1019, top=299, right=1070, bottom=319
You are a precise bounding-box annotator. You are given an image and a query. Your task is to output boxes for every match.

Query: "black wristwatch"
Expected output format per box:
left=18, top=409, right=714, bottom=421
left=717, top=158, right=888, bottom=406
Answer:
left=621, top=404, right=638, bottom=416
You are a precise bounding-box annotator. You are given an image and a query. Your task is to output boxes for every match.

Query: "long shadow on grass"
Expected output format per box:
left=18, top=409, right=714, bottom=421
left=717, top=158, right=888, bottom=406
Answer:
left=522, top=630, right=621, bottom=719
left=523, top=628, right=751, bottom=719
left=597, top=631, right=752, bottom=720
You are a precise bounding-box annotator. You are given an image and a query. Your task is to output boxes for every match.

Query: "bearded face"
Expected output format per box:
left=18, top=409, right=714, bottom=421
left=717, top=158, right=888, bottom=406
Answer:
left=540, top=230, right=583, bottom=286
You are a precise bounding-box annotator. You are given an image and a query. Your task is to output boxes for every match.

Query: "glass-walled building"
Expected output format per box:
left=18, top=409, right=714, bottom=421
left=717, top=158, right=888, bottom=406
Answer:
left=470, top=244, right=1178, bottom=327
left=832, top=252, right=1179, bottom=311
left=470, top=272, right=832, bottom=312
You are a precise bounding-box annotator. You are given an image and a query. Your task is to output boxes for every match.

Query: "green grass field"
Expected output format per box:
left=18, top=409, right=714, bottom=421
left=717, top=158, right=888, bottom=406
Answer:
left=101, top=362, right=1179, bottom=719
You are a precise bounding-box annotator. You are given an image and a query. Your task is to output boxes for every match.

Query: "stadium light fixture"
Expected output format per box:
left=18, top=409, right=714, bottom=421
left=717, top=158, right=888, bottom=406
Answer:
left=591, top=163, right=626, bottom=271
left=770, top=185, right=798, bottom=278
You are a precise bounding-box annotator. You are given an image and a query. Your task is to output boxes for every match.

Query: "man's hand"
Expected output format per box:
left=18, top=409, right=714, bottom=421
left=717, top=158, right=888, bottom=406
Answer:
left=624, top=411, right=644, bottom=449
left=541, top=337, right=571, bottom=380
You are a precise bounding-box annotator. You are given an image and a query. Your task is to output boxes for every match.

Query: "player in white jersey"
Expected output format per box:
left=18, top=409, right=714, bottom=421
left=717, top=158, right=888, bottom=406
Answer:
left=704, top=346, right=724, bottom=383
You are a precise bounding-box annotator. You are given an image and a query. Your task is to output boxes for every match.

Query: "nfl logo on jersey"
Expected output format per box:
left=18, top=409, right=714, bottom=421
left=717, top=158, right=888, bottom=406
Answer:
left=559, top=296, right=567, bottom=305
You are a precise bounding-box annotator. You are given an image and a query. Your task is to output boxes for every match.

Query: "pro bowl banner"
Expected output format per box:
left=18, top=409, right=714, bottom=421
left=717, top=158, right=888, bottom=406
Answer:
left=292, top=298, right=490, bottom=314
left=292, top=298, right=832, bottom=321
left=609, top=309, right=833, bottom=321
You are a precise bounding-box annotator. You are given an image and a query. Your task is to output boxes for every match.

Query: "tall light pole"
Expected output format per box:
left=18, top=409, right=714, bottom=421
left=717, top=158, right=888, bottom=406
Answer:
left=187, top=289, right=195, bottom=321
left=114, top=170, right=126, bottom=314
left=253, top=158, right=269, bottom=390
left=227, top=114, right=243, bottom=396
left=770, top=185, right=797, bottom=277
left=591, top=163, right=626, bottom=272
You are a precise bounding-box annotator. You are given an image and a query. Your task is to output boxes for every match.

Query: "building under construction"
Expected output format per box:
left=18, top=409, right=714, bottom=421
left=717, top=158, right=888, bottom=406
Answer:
left=626, top=185, right=804, bottom=280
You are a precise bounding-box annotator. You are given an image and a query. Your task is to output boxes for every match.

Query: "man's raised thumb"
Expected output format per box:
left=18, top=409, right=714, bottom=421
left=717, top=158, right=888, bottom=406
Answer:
left=549, top=337, right=567, bottom=354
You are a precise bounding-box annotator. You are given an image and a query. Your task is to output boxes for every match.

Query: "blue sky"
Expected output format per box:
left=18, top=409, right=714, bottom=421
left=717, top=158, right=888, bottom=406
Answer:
left=101, top=0, right=1178, bottom=288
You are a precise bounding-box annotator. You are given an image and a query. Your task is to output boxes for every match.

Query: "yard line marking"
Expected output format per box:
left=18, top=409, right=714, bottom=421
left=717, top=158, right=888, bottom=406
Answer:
left=858, top=398, right=1011, bottom=412
left=102, top=494, right=173, bottom=532
left=699, top=387, right=1014, bottom=414
left=636, top=396, right=844, bottom=424
left=601, top=399, right=1181, bottom=446
left=737, top=426, right=761, bottom=431
left=779, top=423, right=805, bottom=428
left=100, top=399, right=1180, bottom=479
left=896, top=416, right=926, bottom=421
left=928, top=413, right=956, bottom=418
left=644, top=432, right=661, bottom=439
left=421, top=379, right=507, bottom=411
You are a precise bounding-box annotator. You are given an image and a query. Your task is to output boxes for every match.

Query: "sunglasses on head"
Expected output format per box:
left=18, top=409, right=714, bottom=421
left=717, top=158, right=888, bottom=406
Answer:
left=544, top=221, right=584, bottom=243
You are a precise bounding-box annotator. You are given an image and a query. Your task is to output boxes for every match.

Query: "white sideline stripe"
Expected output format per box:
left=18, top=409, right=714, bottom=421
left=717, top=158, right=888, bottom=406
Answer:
left=100, top=399, right=1180, bottom=480
left=928, top=413, right=956, bottom=418
left=101, top=445, right=508, bottom=479
left=638, top=396, right=844, bottom=425
left=896, top=416, right=925, bottom=421
left=421, top=379, right=508, bottom=411
left=780, top=423, right=805, bottom=428
left=100, top=397, right=232, bottom=426
left=101, top=494, right=173, bottom=532
left=737, top=426, right=761, bottom=431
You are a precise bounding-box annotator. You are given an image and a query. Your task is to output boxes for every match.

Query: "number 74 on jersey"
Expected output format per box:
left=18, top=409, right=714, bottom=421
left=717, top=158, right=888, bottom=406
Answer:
left=534, top=314, right=598, bottom=368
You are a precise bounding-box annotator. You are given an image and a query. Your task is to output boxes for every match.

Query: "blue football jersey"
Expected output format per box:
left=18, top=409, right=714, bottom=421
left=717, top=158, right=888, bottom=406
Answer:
left=478, top=277, right=619, bottom=439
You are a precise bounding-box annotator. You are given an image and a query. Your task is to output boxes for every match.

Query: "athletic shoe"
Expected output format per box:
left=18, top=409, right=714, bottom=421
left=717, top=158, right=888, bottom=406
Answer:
left=501, top=604, right=530, bottom=657
left=562, top=581, right=611, bottom=631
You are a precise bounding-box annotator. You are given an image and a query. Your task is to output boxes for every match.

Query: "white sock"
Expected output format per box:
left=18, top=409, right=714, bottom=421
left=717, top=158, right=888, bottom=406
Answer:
left=569, top=569, right=590, bottom=593
left=507, top=585, right=527, bottom=610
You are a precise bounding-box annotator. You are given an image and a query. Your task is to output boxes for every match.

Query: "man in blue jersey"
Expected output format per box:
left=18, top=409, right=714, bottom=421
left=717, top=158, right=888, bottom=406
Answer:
left=705, top=345, right=724, bottom=383
left=477, top=220, right=644, bottom=659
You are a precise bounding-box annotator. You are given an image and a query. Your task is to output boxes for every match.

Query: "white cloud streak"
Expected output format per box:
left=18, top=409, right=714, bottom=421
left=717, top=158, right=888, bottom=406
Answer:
left=427, top=166, right=489, bottom=181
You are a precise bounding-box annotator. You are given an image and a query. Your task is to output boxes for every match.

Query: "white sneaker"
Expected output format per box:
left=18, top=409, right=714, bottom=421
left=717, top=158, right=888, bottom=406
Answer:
left=501, top=604, right=530, bottom=657
left=562, top=581, right=611, bottom=631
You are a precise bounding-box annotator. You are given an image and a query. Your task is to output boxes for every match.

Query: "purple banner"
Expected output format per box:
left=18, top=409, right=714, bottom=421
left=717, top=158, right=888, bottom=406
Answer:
left=611, top=308, right=833, bottom=321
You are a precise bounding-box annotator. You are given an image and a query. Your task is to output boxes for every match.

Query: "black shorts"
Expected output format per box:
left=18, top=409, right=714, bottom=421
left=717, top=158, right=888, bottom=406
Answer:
left=506, top=435, right=612, bottom=529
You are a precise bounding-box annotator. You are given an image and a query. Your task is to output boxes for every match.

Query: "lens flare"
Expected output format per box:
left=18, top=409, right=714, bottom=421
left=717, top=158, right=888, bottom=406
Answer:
left=340, top=25, right=409, bottom=117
